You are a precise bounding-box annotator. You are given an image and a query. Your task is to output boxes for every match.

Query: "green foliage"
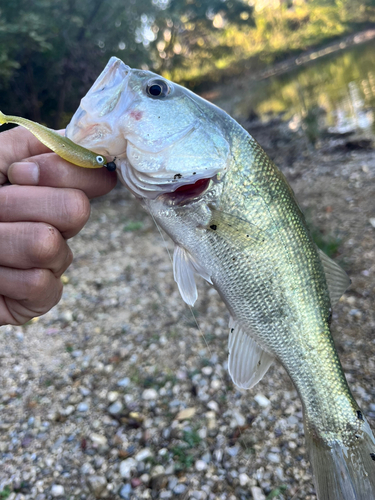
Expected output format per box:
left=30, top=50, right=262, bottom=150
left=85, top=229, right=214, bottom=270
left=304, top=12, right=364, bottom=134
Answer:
left=123, top=221, right=144, bottom=232
left=0, top=0, right=253, bottom=126
left=266, top=485, right=288, bottom=499
left=0, top=487, right=12, bottom=500
left=171, top=429, right=202, bottom=470
left=0, top=0, right=373, bottom=125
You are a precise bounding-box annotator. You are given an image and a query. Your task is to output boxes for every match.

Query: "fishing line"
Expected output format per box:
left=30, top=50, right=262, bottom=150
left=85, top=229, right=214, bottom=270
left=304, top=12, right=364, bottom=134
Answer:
left=148, top=212, right=213, bottom=354
left=149, top=211, right=254, bottom=461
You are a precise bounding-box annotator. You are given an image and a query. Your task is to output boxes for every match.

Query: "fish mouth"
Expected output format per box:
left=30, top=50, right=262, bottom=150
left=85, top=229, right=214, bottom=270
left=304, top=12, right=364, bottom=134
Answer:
left=118, top=121, right=219, bottom=200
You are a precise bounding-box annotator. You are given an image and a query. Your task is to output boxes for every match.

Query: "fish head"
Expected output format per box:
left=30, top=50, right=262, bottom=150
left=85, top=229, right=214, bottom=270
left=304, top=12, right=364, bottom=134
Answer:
left=67, top=57, right=231, bottom=199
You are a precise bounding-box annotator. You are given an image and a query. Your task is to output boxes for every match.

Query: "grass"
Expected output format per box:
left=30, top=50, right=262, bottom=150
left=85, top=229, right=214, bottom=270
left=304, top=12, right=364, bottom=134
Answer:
left=0, top=487, right=11, bottom=499
left=123, top=221, right=143, bottom=232
left=266, top=485, right=288, bottom=499
left=171, top=429, right=202, bottom=471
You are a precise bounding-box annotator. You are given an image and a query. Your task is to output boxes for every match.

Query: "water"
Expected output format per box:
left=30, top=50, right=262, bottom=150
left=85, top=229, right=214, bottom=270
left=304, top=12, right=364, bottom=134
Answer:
left=212, top=40, right=375, bottom=141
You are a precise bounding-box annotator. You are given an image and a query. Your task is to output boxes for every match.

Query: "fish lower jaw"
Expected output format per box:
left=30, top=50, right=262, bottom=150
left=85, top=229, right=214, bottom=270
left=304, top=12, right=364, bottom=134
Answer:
left=118, top=159, right=213, bottom=202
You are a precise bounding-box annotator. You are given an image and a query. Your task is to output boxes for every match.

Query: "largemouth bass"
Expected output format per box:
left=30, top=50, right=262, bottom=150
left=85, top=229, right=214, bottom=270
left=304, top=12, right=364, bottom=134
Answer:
left=67, top=57, right=375, bottom=499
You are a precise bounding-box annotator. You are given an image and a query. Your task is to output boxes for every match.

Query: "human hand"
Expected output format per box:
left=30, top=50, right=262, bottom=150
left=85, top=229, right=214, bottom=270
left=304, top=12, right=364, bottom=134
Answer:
left=0, top=126, right=117, bottom=326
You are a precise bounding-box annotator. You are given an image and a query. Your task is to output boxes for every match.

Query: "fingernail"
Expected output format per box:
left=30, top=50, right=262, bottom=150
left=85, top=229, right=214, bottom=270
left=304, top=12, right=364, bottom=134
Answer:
left=8, top=162, right=40, bottom=185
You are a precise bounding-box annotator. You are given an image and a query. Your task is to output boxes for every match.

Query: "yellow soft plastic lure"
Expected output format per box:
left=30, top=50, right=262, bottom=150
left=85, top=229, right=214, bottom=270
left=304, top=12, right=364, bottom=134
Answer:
left=0, top=111, right=116, bottom=170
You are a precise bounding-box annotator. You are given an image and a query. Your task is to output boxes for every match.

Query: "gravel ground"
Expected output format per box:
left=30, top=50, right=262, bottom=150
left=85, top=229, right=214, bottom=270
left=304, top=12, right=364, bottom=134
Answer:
left=0, top=117, right=374, bottom=500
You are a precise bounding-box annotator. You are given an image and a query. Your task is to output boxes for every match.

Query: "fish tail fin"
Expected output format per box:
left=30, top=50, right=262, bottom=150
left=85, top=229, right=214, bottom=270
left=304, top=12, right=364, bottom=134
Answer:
left=305, top=417, right=375, bottom=500
left=0, top=111, right=8, bottom=125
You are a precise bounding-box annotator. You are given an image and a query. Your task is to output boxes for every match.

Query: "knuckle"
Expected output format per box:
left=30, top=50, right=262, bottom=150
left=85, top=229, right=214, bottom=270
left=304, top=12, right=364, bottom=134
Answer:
left=25, top=268, right=52, bottom=298
left=31, top=224, right=62, bottom=265
left=63, top=190, right=90, bottom=229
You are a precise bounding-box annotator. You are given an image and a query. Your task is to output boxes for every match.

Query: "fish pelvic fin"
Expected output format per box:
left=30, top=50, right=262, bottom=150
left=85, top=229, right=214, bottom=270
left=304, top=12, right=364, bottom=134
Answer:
left=306, top=417, right=375, bottom=500
left=228, top=317, right=274, bottom=390
left=173, top=245, right=212, bottom=307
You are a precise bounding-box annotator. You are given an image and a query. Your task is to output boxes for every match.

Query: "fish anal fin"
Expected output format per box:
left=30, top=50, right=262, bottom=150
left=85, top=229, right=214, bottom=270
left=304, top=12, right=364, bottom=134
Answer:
left=173, top=245, right=212, bottom=307
left=228, top=317, right=274, bottom=390
left=318, top=249, right=351, bottom=306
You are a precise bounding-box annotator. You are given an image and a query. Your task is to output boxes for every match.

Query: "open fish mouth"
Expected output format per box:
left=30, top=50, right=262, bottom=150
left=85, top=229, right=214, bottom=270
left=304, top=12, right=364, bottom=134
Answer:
left=67, top=56, right=230, bottom=200
left=118, top=122, right=217, bottom=200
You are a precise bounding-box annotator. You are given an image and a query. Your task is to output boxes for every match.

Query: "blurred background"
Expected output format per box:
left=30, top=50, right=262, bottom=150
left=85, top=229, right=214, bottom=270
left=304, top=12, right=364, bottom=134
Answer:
left=1, top=0, right=375, bottom=141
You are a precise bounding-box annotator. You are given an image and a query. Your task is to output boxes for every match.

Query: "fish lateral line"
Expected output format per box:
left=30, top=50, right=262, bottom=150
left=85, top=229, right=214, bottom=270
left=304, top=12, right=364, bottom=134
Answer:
left=0, top=111, right=116, bottom=171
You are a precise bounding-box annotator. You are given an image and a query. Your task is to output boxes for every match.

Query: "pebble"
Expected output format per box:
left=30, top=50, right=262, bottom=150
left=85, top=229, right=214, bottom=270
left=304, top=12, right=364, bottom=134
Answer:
left=120, top=458, right=138, bottom=479
left=135, top=448, right=153, bottom=461
left=117, top=377, right=130, bottom=387
left=195, top=460, right=207, bottom=471
left=251, top=486, right=266, bottom=500
left=142, top=388, right=158, bottom=400
left=77, top=402, right=89, bottom=412
left=108, top=400, right=123, bottom=415
left=232, top=410, right=246, bottom=426
left=267, top=452, right=280, bottom=463
left=207, top=400, right=219, bottom=412
left=239, top=473, right=250, bottom=486
left=254, top=394, right=270, bottom=407
left=51, top=485, right=65, bottom=497
left=86, top=475, right=107, bottom=498
left=174, top=484, right=187, bottom=495
left=108, top=391, right=119, bottom=402
left=176, top=407, right=196, bottom=420
left=119, top=483, right=132, bottom=499
left=90, top=433, right=108, bottom=447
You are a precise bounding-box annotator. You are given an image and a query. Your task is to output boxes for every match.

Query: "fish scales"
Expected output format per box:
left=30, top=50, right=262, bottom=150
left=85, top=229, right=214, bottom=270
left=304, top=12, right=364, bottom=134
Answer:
left=66, top=57, right=375, bottom=499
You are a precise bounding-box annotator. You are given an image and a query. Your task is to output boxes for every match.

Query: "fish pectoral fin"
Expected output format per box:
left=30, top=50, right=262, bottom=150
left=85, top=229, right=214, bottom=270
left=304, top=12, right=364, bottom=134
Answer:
left=173, top=245, right=212, bottom=307
left=228, top=316, right=274, bottom=390
left=205, top=208, right=266, bottom=252
left=318, top=249, right=351, bottom=306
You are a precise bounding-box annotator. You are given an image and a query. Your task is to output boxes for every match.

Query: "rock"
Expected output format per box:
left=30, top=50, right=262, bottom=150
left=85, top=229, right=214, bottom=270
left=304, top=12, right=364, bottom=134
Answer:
left=86, top=475, right=107, bottom=498
left=108, top=391, right=119, bottom=402
left=135, top=448, right=153, bottom=461
left=90, top=433, right=108, bottom=447
left=251, top=487, right=266, bottom=500
left=226, top=446, right=240, bottom=457
left=267, top=452, right=280, bottom=463
left=254, top=394, right=270, bottom=407
left=150, top=465, right=165, bottom=477
left=176, top=407, right=196, bottom=420
left=120, top=458, right=138, bottom=479
left=51, top=485, right=65, bottom=497
left=160, top=492, right=172, bottom=499
left=119, top=483, right=132, bottom=499
left=202, top=366, right=213, bottom=375
left=108, top=400, right=123, bottom=415
left=142, top=388, right=158, bottom=400
left=77, top=402, right=89, bottom=412
left=117, top=377, right=130, bottom=387
left=59, top=310, right=73, bottom=323
left=207, top=400, right=219, bottom=413
left=195, top=460, right=207, bottom=471
left=174, top=483, right=187, bottom=495
left=232, top=410, right=246, bottom=426
left=239, top=473, right=250, bottom=486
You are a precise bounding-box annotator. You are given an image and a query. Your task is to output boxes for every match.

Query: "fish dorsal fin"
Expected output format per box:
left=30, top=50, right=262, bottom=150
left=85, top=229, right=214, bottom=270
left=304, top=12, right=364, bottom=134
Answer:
left=228, top=317, right=274, bottom=390
left=173, top=245, right=212, bottom=306
left=318, top=249, right=351, bottom=306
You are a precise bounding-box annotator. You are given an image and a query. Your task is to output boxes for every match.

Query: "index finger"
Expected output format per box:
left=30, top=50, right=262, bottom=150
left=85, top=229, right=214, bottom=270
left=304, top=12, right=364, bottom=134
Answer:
left=0, top=126, right=52, bottom=183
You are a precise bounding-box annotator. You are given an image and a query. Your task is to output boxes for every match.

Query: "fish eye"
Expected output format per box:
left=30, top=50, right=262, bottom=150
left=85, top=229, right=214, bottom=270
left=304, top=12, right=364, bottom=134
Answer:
left=146, top=79, right=170, bottom=98
left=96, top=155, right=105, bottom=164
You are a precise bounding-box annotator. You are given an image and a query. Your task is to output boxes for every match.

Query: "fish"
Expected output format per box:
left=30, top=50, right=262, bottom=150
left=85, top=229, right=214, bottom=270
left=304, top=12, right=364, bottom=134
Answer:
left=66, top=57, right=375, bottom=499
left=0, top=111, right=117, bottom=170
